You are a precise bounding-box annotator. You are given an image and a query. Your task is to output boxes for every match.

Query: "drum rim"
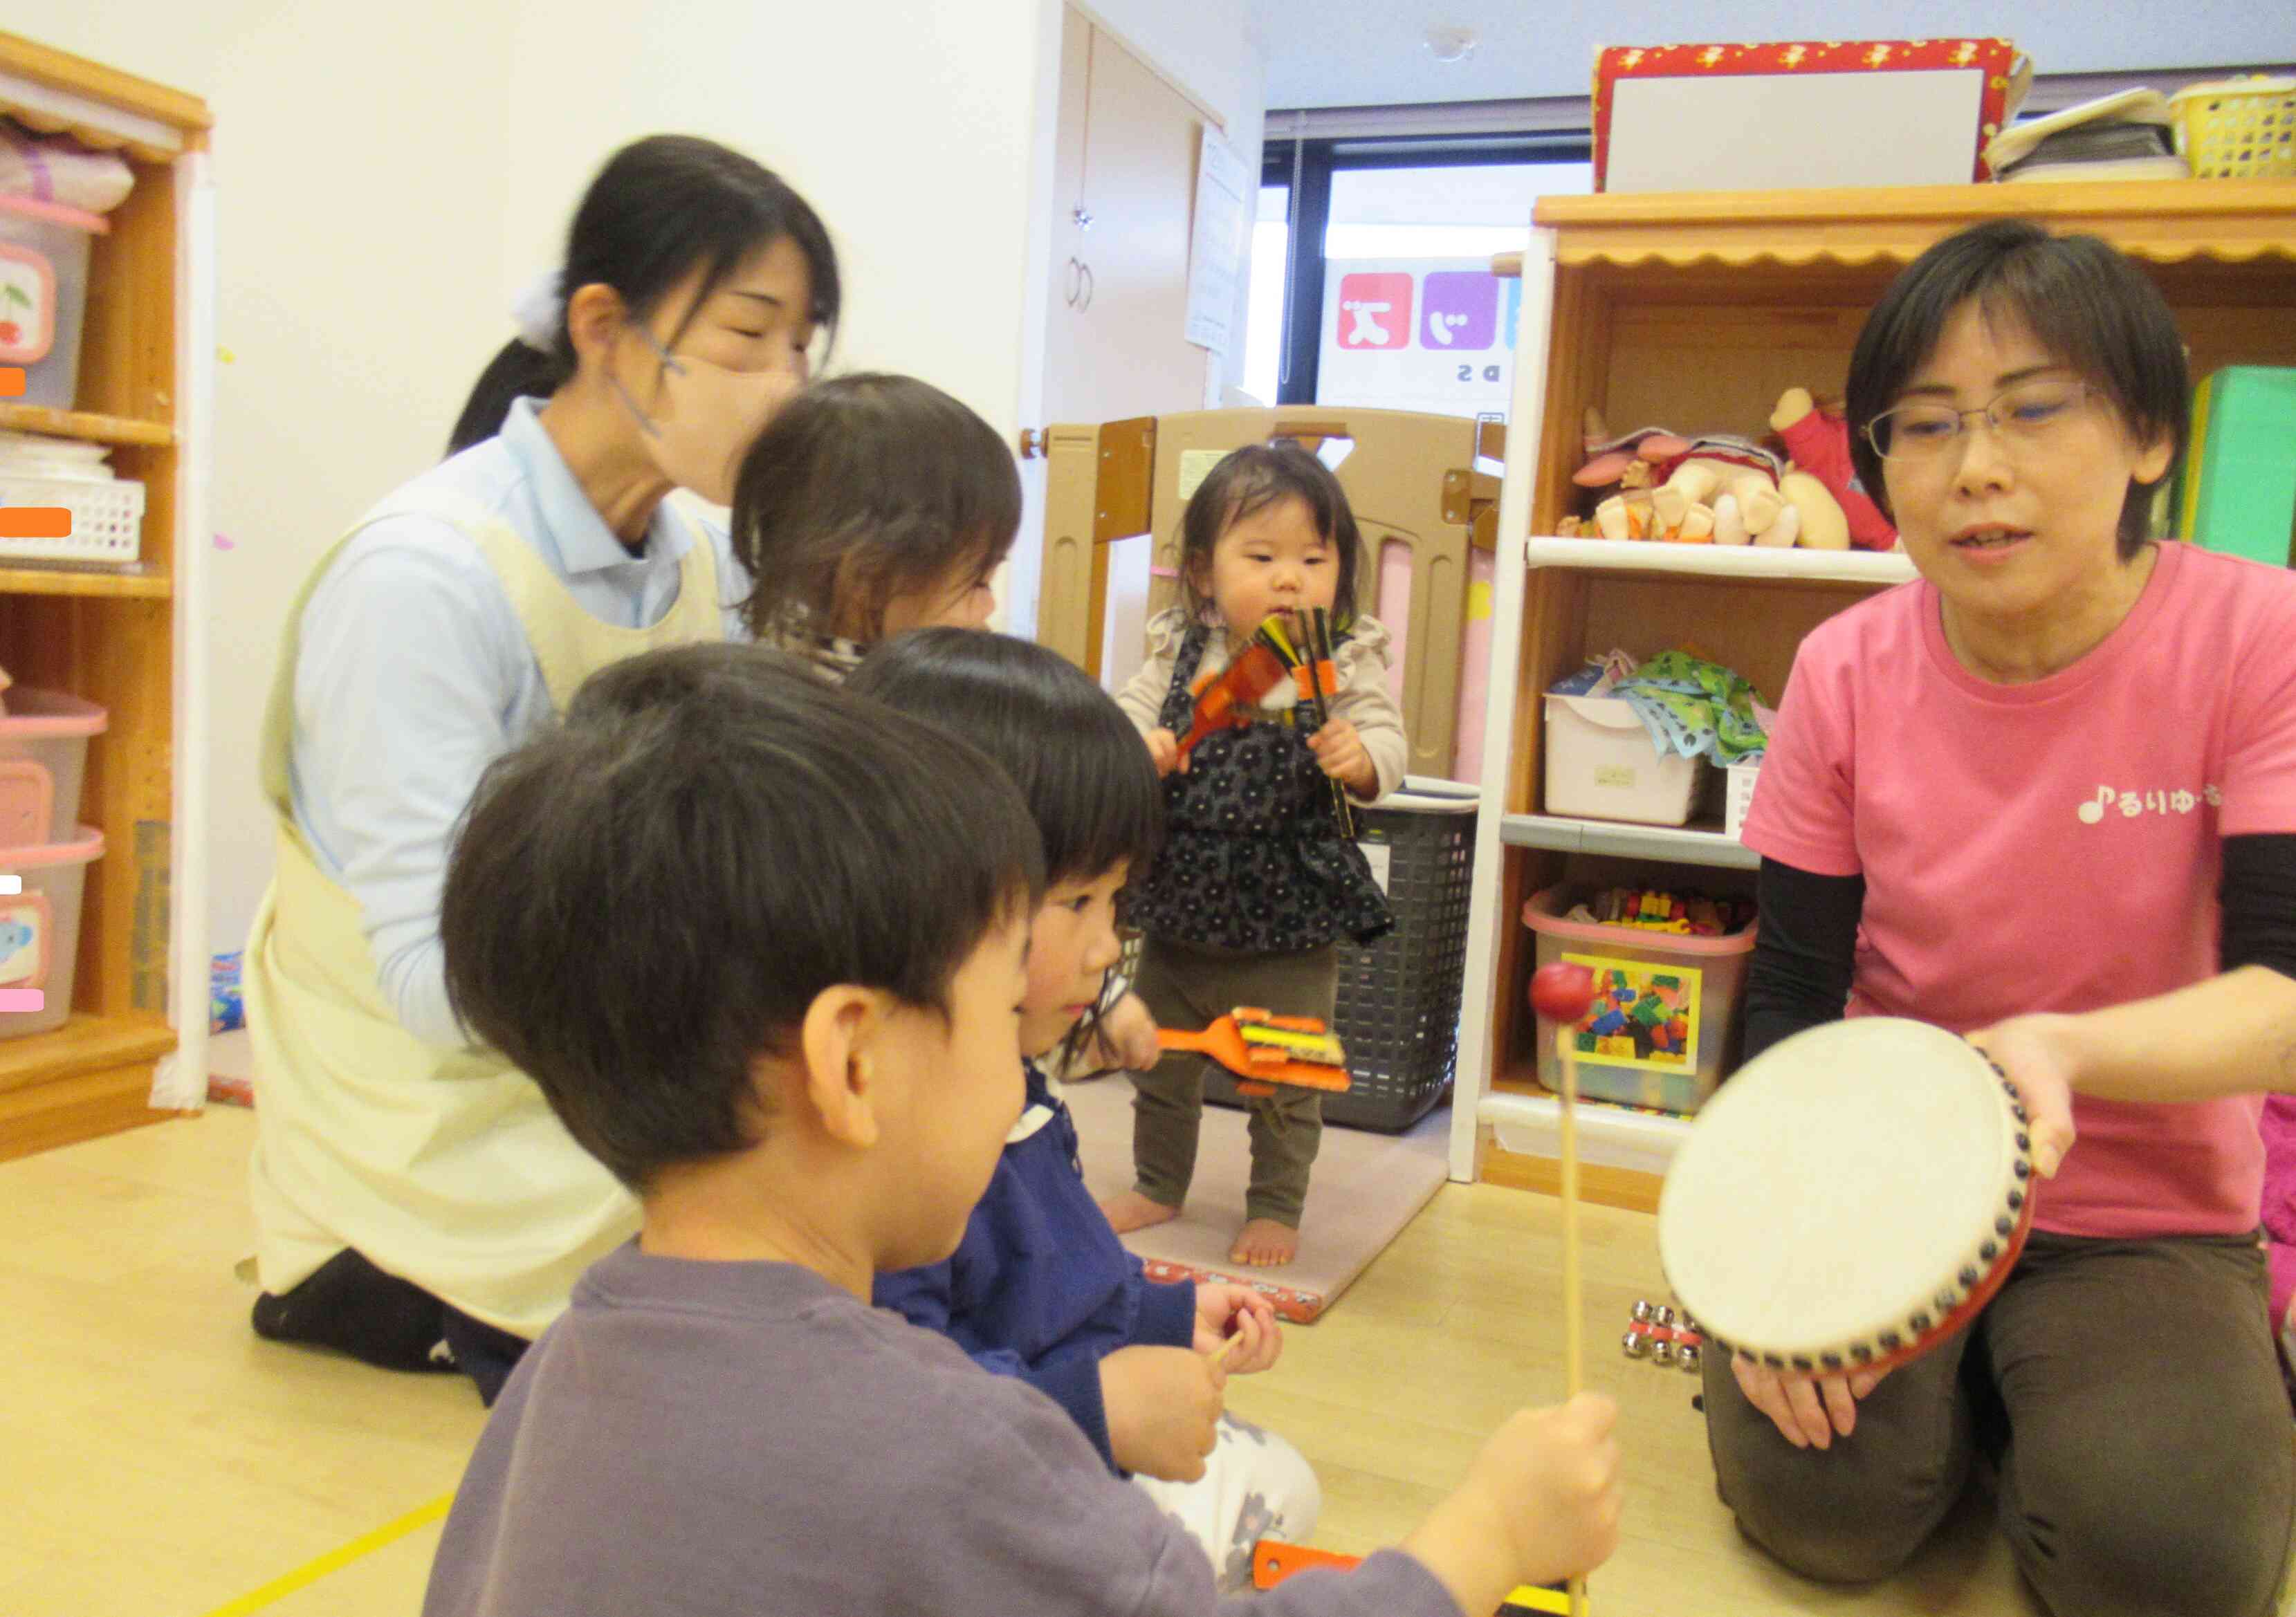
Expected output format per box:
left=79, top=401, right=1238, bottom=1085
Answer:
left=1657, top=1017, right=2036, bottom=1373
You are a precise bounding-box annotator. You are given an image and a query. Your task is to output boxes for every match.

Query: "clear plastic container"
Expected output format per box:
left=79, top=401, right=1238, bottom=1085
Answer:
left=0, top=826, right=104, bottom=1037
left=0, top=193, right=107, bottom=410
left=0, top=689, right=107, bottom=849
left=1522, top=884, right=1758, bottom=1114
left=1543, top=692, right=1709, bottom=825
left=1724, top=762, right=1762, bottom=840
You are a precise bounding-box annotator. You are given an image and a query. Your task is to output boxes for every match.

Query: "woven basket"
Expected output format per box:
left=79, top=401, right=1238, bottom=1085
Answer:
left=2170, top=76, right=2296, bottom=179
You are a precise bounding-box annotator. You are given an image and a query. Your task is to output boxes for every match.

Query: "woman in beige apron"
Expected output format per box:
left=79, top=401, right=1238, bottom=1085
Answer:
left=245, top=136, right=838, bottom=1402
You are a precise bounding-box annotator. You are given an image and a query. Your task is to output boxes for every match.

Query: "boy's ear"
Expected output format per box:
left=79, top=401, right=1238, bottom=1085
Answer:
left=796, top=985, right=893, bottom=1149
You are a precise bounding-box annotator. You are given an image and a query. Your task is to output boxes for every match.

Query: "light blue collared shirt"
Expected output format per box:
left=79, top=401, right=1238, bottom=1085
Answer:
left=288, top=397, right=751, bottom=1046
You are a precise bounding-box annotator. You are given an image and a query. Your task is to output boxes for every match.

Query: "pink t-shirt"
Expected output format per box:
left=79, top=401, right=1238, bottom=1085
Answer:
left=1743, top=541, right=2296, bottom=1238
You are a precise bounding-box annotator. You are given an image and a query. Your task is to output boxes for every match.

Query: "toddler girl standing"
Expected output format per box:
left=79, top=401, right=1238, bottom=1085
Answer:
left=1102, top=443, right=1404, bottom=1268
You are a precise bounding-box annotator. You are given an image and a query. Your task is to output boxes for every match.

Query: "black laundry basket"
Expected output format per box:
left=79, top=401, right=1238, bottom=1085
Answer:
left=1200, top=779, right=1479, bottom=1133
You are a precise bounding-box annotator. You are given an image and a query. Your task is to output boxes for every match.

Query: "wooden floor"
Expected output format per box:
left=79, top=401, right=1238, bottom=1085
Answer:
left=7, top=1105, right=2058, bottom=1616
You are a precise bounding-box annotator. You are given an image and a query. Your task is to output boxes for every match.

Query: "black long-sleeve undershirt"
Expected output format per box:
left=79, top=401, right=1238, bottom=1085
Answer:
left=1738, top=835, right=2296, bottom=1067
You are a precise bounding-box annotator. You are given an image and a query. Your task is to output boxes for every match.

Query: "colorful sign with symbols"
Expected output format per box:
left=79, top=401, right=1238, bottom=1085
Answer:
left=1317, top=257, right=1514, bottom=416
left=1333, top=271, right=1413, bottom=351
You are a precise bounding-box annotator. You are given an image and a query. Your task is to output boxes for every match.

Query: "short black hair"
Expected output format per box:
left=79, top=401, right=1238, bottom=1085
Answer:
left=1175, top=442, right=1364, bottom=628
left=731, top=373, right=1021, bottom=645
left=439, top=642, right=1042, bottom=1192
left=1846, top=219, right=2189, bottom=560
left=448, top=135, right=841, bottom=454
left=847, top=629, right=1161, bottom=889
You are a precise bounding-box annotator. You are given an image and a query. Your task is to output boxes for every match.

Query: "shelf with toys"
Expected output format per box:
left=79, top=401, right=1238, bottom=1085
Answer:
left=1449, top=180, right=2296, bottom=1201
left=1498, top=809, right=1759, bottom=870
left=0, top=35, right=213, bottom=1161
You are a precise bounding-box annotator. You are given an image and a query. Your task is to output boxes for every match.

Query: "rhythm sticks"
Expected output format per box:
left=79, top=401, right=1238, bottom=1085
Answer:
left=1253, top=609, right=1355, bottom=838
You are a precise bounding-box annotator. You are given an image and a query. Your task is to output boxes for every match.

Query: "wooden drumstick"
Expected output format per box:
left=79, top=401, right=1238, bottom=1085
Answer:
left=1529, top=961, right=1599, bottom=1617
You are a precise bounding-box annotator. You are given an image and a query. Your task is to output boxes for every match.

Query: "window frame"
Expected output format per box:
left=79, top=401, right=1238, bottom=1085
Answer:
left=1262, top=131, right=1593, bottom=405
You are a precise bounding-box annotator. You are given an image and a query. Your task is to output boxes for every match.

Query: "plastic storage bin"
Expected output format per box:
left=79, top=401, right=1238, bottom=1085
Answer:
left=0, top=472, right=145, bottom=566
left=0, top=194, right=107, bottom=410
left=0, top=689, right=107, bottom=849
left=1202, top=779, right=1479, bottom=1133
left=2169, top=76, right=2296, bottom=180
left=1522, top=885, right=1758, bottom=1114
left=0, top=826, right=104, bottom=1037
left=1724, top=763, right=1762, bottom=840
left=1543, top=693, right=1707, bottom=826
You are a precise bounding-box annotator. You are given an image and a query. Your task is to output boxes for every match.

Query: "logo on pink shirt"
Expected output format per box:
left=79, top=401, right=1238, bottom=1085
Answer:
left=2076, top=784, right=2223, bottom=824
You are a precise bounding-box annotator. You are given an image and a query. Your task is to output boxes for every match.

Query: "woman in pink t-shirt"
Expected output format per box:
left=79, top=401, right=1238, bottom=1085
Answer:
left=1709, top=219, right=2296, bottom=1617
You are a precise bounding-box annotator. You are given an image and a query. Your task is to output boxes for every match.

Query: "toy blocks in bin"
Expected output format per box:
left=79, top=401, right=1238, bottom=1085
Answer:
left=1523, top=885, right=1756, bottom=1115
left=1593, top=39, right=2026, bottom=194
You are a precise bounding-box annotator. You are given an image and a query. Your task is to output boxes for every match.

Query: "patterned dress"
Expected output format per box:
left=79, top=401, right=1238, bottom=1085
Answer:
left=1123, top=623, right=1393, bottom=952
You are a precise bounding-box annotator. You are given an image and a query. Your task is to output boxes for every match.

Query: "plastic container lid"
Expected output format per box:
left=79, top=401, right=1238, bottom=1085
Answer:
left=0, top=192, right=109, bottom=234
left=0, top=824, right=102, bottom=868
left=0, top=689, right=107, bottom=738
left=1522, top=885, right=1756, bottom=957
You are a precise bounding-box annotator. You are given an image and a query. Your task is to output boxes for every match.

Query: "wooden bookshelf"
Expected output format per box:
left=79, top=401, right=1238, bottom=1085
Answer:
left=0, top=33, right=212, bottom=1161
left=1450, top=181, right=2296, bottom=1194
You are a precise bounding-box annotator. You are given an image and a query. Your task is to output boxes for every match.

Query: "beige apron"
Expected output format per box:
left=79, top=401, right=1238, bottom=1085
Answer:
left=246, top=490, right=722, bottom=1337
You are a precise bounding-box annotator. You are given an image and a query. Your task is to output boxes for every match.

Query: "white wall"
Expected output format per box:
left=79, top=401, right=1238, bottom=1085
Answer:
left=1074, top=0, right=1267, bottom=401
left=33, top=2, right=519, bottom=965
left=998, top=0, right=1265, bottom=637
left=37, top=0, right=1238, bottom=952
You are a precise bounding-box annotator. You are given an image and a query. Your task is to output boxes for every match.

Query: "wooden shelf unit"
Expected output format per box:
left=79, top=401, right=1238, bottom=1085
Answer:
left=0, top=401, right=174, bottom=446
left=1450, top=181, right=2296, bottom=1204
left=0, top=33, right=212, bottom=1161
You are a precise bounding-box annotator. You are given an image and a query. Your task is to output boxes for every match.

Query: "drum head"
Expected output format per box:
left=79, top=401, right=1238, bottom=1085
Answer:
left=1658, top=1017, right=2028, bottom=1368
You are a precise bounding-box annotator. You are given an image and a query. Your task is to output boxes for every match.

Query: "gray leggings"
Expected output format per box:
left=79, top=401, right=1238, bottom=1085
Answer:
left=1127, top=936, right=1336, bottom=1227
left=1702, top=1228, right=2295, bottom=1616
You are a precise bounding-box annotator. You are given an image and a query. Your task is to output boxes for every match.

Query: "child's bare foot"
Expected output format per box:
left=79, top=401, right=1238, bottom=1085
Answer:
left=1229, top=1219, right=1298, bottom=1268
left=1101, top=1191, right=1181, bottom=1235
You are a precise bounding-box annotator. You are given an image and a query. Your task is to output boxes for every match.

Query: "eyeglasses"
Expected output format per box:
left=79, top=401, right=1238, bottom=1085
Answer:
left=1862, top=379, right=2099, bottom=463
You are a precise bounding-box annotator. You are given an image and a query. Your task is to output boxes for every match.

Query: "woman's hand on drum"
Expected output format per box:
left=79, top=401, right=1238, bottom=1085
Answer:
left=1732, top=1357, right=1892, bottom=1450
left=1966, top=1015, right=2077, bottom=1179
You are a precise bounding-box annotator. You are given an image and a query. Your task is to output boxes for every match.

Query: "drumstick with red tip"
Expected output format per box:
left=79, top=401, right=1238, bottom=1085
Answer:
left=1529, top=961, right=1599, bottom=1617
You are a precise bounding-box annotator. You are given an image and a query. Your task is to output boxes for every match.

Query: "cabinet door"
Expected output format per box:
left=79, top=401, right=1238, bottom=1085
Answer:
left=1044, top=7, right=1215, bottom=691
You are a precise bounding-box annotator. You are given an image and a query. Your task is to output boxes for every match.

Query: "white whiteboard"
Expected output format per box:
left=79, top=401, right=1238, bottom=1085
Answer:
left=1604, top=69, right=1989, bottom=193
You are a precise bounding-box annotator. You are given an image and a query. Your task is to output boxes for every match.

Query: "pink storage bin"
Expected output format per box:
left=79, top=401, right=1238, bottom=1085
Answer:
left=1522, top=885, right=1758, bottom=1114
left=0, top=825, right=103, bottom=1037
left=0, top=192, right=107, bottom=410
left=0, top=689, right=106, bottom=849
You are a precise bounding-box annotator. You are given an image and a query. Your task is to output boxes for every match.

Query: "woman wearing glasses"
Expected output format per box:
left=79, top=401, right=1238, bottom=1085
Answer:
left=1708, top=219, right=2296, bottom=1616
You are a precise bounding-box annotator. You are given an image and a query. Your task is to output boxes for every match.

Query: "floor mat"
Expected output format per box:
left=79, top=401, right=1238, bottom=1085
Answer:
left=1061, top=1075, right=1451, bottom=1323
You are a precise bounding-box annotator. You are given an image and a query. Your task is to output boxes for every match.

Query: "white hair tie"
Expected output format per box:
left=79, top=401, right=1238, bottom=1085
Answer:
left=511, top=268, right=566, bottom=352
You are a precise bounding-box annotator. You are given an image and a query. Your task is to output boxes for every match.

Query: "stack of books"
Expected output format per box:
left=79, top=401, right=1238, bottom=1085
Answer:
left=1984, top=89, right=2189, bottom=183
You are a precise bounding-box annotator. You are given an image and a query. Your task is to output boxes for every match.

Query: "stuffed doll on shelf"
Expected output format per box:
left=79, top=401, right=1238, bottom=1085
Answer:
left=1562, top=394, right=1900, bottom=554
left=1770, top=386, right=1899, bottom=551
